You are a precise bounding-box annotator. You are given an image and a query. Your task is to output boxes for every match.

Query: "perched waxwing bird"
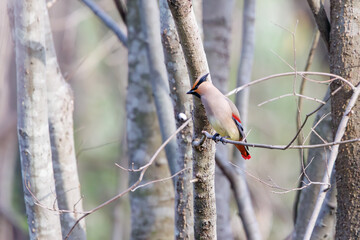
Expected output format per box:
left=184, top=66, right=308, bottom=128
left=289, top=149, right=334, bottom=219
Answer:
left=187, top=73, right=251, bottom=160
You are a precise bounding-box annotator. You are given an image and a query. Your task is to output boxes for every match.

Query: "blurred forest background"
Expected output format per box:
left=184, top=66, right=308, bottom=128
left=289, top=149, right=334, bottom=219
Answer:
left=1, top=0, right=331, bottom=239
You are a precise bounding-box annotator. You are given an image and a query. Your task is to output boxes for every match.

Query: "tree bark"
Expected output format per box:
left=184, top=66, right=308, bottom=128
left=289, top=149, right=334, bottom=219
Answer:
left=139, top=0, right=179, bottom=178
left=127, top=1, right=174, bottom=239
left=167, top=1, right=217, bottom=239
left=160, top=0, right=194, bottom=239
left=203, top=0, right=234, bottom=239
left=232, top=1, right=261, bottom=239
left=307, top=0, right=330, bottom=49
left=14, top=0, right=62, bottom=238
left=294, top=91, right=336, bottom=240
left=1, top=1, right=23, bottom=238
left=44, top=8, right=86, bottom=240
left=330, top=1, right=360, bottom=238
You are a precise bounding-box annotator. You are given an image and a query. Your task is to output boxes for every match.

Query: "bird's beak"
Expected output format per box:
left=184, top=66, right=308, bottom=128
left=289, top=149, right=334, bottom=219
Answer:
left=186, top=89, right=194, bottom=95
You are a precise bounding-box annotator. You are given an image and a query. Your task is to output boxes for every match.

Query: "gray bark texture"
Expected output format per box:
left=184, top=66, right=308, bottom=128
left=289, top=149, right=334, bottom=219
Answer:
left=294, top=92, right=336, bottom=240
left=233, top=1, right=261, bottom=239
left=14, top=0, right=62, bottom=238
left=330, top=1, right=360, bottom=239
left=1, top=1, right=23, bottom=238
left=203, top=0, right=234, bottom=239
left=160, top=0, right=194, bottom=239
left=44, top=8, right=86, bottom=240
left=307, top=0, right=330, bottom=49
left=127, top=1, right=174, bottom=239
left=167, top=1, right=217, bottom=239
left=139, top=0, right=179, bottom=178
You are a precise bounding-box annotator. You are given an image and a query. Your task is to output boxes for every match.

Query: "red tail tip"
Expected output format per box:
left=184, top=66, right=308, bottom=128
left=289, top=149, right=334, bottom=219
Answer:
left=242, top=154, right=251, bottom=160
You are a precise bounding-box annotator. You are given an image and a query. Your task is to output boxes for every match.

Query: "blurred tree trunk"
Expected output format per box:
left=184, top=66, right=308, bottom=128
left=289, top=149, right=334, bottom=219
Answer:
left=293, top=91, right=336, bottom=240
left=139, top=0, right=179, bottom=178
left=44, top=7, right=86, bottom=240
left=160, top=0, right=194, bottom=239
left=232, top=0, right=261, bottom=239
left=203, top=0, right=234, bottom=239
left=127, top=1, right=174, bottom=239
left=330, top=1, right=360, bottom=238
left=167, top=1, right=217, bottom=239
left=14, top=0, right=62, bottom=238
left=1, top=1, right=25, bottom=238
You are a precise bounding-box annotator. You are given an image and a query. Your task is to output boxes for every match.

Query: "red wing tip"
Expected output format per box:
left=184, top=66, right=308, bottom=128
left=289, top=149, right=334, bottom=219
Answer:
left=232, top=113, right=241, bottom=123
left=242, top=154, right=251, bottom=160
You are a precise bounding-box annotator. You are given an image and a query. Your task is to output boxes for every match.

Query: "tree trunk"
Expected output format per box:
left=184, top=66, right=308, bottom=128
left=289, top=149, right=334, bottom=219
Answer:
left=127, top=1, right=174, bottom=239
left=160, top=0, right=194, bottom=238
left=167, top=1, right=217, bottom=239
left=294, top=91, right=336, bottom=240
left=14, top=0, right=62, bottom=238
left=44, top=8, right=86, bottom=240
left=1, top=1, right=23, bottom=238
left=203, top=0, right=234, bottom=239
left=139, top=0, right=179, bottom=178
left=330, top=1, right=360, bottom=238
left=232, top=1, right=261, bottom=239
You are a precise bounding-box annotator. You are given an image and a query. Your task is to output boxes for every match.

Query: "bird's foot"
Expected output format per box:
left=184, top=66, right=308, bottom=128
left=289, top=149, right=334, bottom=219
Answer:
left=212, top=133, right=220, bottom=142
left=219, top=136, right=228, bottom=145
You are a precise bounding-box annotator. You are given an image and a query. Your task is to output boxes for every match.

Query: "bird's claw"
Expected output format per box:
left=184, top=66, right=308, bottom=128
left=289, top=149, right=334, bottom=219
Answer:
left=219, top=137, right=227, bottom=145
left=211, top=133, right=227, bottom=145
left=212, top=133, right=220, bottom=142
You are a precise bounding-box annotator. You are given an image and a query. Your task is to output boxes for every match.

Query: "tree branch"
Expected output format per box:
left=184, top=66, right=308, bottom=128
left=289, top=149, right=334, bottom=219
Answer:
left=202, top=131, right=360, bottom=150
left=80, top=0, right=127, bottom=47
left=306, top=0, right=330, bottom=49
left=303, top=83, right=360, bottom=240
left=65, top=119, right=191, bottom=239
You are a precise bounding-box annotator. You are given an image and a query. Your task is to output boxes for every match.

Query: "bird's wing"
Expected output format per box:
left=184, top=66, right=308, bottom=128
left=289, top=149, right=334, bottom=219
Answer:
left=225, top=97, right=249, bottom=149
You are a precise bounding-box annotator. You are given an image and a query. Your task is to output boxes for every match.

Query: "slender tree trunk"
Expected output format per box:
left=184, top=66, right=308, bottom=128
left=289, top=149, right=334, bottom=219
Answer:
left=203, top=1, right=234, bottom=239
left=330, top=1, right=360, bottom=238
left=139, top=0, right=179, bottom=178
left=167, top=1, right=217, bottom=239
left=232, top=1, right=261, bottom=239
left=294, top=91, right=336, bottom=240
left=160, top=0, right=194, bottom=239
left=14, top=0, right=62, bottom=238
left=1, top=2, right=22, bottom=238
left=44, top=8, right=86, bottom=240
left=127, top=1, right=174, bottom=239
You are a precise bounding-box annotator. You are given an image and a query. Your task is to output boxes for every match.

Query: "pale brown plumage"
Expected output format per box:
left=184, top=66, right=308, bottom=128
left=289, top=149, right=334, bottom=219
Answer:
left=187, top=73, right=251, bottom=160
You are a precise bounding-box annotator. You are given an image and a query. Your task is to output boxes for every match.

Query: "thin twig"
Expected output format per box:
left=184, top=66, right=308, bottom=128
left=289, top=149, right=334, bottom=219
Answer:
left=116, top=119, right=191, bottom=172
left=226, top=71, right=355, bottom=97
left=202, top=131, right=360, bottom=150
left=257, top=93, right=326, bottom=107
left=132, top=168, right=189, bottom=191
left=297, top=30, right=320, bottom=146
left=303, top=84, right=360, bottom=240
left=64, top=118, right=191, bottom=239
left=229, top=162, right=327, bottom=194
left=80, top=0, right=127, bottom=46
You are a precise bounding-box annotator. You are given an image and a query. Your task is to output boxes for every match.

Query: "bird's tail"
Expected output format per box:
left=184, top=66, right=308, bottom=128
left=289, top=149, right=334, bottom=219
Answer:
left=235, top=144, right=251, bottom=160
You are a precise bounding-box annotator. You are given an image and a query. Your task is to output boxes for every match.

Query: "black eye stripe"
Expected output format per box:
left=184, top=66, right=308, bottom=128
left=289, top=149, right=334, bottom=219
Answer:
left=192, top=75, right=207, bottom=90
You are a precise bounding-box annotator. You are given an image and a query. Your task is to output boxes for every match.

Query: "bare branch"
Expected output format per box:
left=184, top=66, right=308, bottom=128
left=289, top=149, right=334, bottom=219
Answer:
left=307, top=0, right=330, bottom=49
left=258, top=93, right=326, bottom=107
left=80, top=0, right=127, bottom=47
left=64, top=119, right=191, bottom=239
left=303, top=83, right=360, bottom=240
left=226, top=71, right=355, bottom=97
left=113, top=0, right=127, bottom=24
left=296, top=30, right=321, bottom=149
left=202, top=131, right=360, bottom=150
left=132, top=168, right=190, bottom=191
